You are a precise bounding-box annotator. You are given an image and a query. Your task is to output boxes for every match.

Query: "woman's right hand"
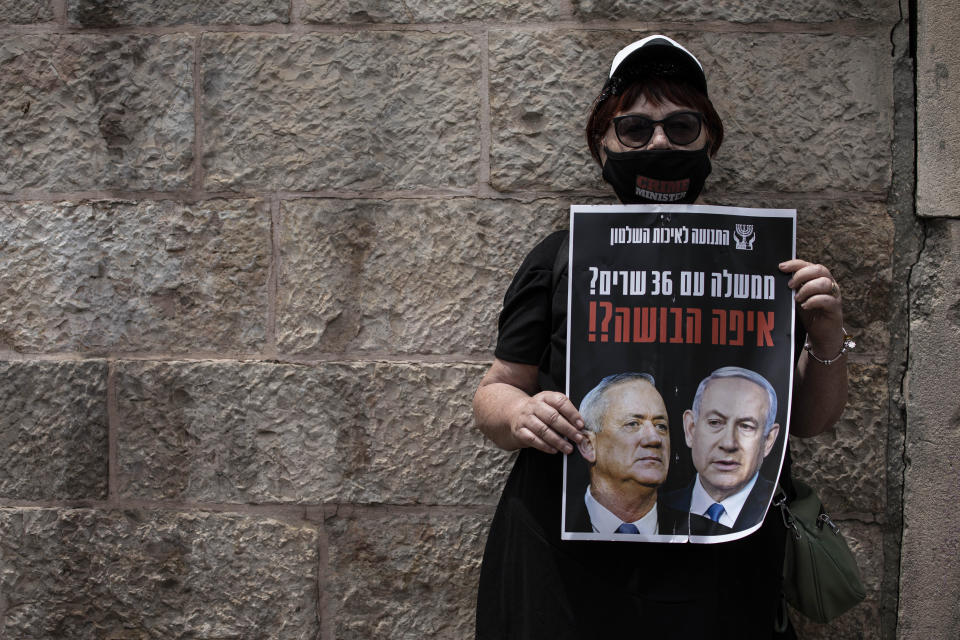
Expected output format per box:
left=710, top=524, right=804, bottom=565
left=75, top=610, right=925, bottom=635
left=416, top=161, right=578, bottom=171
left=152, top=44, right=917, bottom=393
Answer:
left=473, top=359, right=585, bottom=455
left=507, top=389, right=585, bottom=455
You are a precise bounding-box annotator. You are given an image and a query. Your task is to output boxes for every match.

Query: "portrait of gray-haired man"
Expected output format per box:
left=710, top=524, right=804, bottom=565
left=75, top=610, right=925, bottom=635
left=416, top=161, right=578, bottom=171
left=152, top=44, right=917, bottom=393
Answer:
left=664, top=366, right=781, bottom=534
left=566, top=372, right=685, bottom=536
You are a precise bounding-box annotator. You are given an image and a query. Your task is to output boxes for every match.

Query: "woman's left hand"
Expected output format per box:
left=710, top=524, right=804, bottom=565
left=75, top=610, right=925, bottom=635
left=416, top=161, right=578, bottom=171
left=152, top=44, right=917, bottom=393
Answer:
left=779, top=259, right=845, bottom=357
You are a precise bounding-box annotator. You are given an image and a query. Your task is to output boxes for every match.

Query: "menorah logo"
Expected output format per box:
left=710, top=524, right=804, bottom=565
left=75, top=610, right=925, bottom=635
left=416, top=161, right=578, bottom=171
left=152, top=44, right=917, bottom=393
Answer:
left=734, top=224, right=756, bottom=250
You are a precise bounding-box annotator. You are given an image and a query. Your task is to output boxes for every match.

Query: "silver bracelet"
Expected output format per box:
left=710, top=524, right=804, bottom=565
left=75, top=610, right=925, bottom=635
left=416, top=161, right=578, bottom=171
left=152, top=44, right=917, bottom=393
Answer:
left=804, top=328, right=856, bottom=365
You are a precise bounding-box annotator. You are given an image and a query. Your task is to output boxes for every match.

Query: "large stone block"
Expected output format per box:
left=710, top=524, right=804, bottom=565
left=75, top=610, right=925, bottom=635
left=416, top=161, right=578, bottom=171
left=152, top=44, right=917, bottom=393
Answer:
left=791, top=363, right=887, bottom=515
left=0, top=0, right=52, bottom=23
left=0, top=36, right=193, bottom=193
left=571, top=0, right=898, bottom=23
left=116, top=360, right=513, bottom=504
left=277, top=197, right=567, bottom=355
left=791, top=521, right=884, bottom=639
left=705, top=33, right=893, bottom=196
left=325, top=508, right=488, bottom=639
left=301, top=0, right=561, bottom=22
left=900, top=219, right=960, bottom=638
left=796, top=201, right=894, bottom=357
left=67, top=0, right=288, bottom=26
left=0, top=508, right=319, bottom=638
left=489, top=32, right=892, bottom=195
left=201, top=32, right=480, bottom=191
left=917, top=0, right=960, bottom=218
left=0, top=360, right=107, bottom=500
left=489, top=31, right=599, bottom=194
left=0, top=200, right=269, bottom=353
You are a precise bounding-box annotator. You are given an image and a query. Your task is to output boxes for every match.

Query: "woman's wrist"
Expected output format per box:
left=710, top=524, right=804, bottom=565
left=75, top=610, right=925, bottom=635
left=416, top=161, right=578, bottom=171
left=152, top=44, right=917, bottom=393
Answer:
left=804, top=328, right=855, bottom=365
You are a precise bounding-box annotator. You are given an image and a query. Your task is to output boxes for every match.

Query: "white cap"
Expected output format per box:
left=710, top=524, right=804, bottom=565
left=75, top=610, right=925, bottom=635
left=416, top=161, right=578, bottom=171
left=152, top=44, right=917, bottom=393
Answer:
left=606, top=34, right=708, bottom=96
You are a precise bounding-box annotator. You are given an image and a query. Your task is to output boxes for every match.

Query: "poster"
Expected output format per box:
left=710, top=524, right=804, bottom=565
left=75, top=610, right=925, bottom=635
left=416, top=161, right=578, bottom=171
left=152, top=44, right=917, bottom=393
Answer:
left=561, top=204, right=796, bottom=543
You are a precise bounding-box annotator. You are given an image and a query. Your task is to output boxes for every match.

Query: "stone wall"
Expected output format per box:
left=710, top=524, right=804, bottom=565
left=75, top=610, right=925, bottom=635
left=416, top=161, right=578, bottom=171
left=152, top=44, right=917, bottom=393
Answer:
left=0, top=1, right=923, bottom=638
left=900, top=0, right=960, bottom=637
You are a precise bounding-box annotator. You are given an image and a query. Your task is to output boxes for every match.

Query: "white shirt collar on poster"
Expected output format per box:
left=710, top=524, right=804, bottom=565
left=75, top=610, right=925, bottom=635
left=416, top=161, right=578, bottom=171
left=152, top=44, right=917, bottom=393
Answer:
left=584, top=486, right=659, bottom=534
left=689, top=472, right=760, bottom=529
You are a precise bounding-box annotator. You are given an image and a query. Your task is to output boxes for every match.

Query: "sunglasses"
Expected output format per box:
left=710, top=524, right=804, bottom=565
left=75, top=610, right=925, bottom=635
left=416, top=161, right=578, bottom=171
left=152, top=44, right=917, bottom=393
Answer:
left=612, top=111, right=704, bottom=148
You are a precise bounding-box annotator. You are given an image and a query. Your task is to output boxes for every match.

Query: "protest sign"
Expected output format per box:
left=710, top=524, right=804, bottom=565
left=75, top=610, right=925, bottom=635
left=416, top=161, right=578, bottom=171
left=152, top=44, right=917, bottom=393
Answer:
left=562, top=204, right=796, bottom=543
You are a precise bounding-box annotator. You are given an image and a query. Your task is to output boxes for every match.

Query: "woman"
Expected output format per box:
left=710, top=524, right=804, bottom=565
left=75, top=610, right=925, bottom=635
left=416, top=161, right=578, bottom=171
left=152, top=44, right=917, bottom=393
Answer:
left=474, top=35, right=848, bottom=639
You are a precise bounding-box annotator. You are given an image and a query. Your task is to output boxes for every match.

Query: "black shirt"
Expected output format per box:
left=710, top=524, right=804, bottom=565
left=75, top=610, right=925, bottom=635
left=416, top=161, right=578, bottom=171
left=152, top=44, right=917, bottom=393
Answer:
left=477, top=230, right=795, bottom=640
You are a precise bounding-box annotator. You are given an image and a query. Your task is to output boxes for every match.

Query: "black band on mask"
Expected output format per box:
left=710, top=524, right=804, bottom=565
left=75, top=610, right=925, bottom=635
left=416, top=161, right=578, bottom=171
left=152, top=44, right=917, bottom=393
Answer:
left=601, top=147, right=712, bottom=205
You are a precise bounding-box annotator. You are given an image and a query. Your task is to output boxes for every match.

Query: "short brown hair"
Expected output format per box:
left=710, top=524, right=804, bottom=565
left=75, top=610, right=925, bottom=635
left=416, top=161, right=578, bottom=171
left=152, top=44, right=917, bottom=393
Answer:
left=585, top=76, right=724, bottom=166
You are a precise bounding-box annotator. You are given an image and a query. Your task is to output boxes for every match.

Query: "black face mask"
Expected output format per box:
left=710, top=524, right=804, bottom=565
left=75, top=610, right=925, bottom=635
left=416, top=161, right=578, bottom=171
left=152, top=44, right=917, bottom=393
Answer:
left=602, top=147, right=712, bottom=205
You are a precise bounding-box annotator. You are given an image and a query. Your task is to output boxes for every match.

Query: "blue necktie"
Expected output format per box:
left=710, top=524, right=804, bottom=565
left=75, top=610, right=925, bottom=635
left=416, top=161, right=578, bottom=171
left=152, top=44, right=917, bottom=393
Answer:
left=616, top=522, right=640, bottom=534
left=706, top=503, right=725, bottom=523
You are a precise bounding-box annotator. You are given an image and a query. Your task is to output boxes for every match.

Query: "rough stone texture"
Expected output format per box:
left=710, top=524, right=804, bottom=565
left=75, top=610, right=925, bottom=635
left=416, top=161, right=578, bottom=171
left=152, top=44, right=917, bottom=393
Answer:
left=488, top=30, right=600, bottom=193
left=796, top=201, right=894, bottom=358
left=706, top=32, right=892, bottom=196
left=899, top=219, right=960, bottom=637
left=278, top=197, right=568, bottom=355
left=202, top=33, right=481, bottom=191
left=325, top=508, right=488, bottom=639
left=489, top=31, right=892, bottom=196
left=791, top=521, right=884, bottom=640
left=882, top=17, right=919, bottom=639
left=571, top=0, right=898, bottom=23
left=791, top=363, right=888, bottom=515
left=67, top=0, right=289, bottom=26
left=0, top=508, right=319, bottom=638
left=116, top=360, right=512, bottom=504
left=302, top=0, right=563, bottom=22
left=0, top=36, right=193, bottom=193
left=0, top=2, right=923, bottom=637
left=0, top=361, right=108, bottom=500
left=916, top=0, right=960, bottom=218
left=0, top=0, right=52, bottom=23
left=0, top=200, right=269, bottom=353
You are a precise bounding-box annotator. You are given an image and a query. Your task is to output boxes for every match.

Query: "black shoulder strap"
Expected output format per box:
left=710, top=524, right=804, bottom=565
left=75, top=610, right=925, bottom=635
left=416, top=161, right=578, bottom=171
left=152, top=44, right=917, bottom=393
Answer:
left=551, top=232, right=569, bottom=296
left=540, top=231, right=570, bottom=394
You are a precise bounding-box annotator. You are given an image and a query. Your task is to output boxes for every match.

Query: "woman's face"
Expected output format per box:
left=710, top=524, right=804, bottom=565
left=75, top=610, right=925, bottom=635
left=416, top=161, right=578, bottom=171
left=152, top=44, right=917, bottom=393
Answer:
left=601, top=94, right=710, bottom=161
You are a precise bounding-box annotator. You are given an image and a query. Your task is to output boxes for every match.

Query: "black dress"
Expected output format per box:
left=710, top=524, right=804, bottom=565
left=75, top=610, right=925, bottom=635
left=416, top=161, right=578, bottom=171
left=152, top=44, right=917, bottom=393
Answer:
left=476, top=230, right=797, bottom=640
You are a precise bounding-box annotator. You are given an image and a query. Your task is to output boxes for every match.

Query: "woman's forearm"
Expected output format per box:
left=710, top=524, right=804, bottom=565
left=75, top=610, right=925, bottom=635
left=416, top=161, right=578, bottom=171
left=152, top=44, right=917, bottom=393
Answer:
left=473, top=358, right=584, bottom=455
left=474, top=381, right=534, bottom=451
left=790, top=350, right=848, bottom=437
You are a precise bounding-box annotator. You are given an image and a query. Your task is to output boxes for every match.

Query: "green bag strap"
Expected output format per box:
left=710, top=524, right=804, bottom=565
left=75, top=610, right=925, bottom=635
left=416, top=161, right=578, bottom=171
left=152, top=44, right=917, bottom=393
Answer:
left=774, top=480, right=841, bottom=540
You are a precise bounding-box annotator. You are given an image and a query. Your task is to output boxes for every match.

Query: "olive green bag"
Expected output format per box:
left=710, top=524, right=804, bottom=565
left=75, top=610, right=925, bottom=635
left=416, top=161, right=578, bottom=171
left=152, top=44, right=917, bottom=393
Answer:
left=774, top=479, right=866, bottom=623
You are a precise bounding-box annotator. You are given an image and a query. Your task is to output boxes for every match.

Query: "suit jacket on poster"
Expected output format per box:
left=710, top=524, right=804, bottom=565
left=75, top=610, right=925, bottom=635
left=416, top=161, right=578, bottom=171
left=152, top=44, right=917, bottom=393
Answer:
left=662, top=474, right=776, bottom=535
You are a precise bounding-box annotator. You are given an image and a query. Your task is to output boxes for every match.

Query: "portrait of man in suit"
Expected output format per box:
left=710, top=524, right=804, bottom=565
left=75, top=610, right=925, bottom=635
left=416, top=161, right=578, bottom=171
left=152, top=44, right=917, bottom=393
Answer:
left=664, top=366, right=781, bottom=534
left=567, top=372, right=684, bottom=535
